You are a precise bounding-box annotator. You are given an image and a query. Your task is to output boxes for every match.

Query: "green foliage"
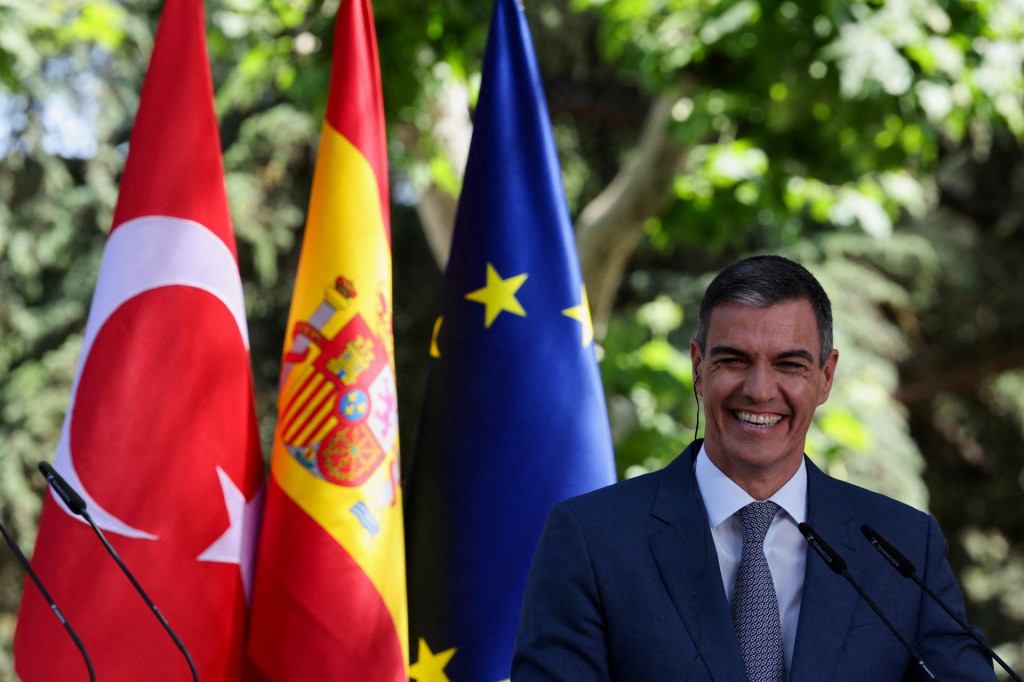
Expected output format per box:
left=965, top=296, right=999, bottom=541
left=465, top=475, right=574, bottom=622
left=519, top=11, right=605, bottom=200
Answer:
left=575, top=0, right=1023, bottom=260
left=600, top=295, right=697, bottom=477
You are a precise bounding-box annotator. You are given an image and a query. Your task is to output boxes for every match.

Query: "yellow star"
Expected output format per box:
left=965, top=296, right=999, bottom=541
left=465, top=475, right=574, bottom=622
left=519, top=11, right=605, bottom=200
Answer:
left=430, top=316, right=443, bottom=358
left=562, top=284, right=595, bottom=347
left=465, top=263, right=528, bottom=328
left=409, top=638, right=456, bottom=682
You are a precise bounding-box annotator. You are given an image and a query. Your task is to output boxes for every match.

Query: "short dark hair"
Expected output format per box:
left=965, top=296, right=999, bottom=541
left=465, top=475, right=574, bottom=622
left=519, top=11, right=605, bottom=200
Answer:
left=695, top=255, right=833, bottom=366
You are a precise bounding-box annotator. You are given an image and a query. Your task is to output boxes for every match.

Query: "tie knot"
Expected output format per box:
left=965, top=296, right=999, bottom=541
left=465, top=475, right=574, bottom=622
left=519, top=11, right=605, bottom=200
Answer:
left=740, top=500, right=779, bottom=544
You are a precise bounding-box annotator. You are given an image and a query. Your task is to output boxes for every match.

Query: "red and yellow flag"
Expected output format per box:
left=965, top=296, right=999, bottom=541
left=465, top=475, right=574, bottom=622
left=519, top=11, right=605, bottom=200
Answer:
left=246, top=0, right=407, bottom=678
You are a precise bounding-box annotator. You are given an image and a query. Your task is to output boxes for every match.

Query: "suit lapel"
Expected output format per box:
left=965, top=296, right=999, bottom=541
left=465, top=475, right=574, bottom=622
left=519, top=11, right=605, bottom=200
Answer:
left=648, top=442, right=748, bottom=681
left=789, top=458, right=866, bottom=682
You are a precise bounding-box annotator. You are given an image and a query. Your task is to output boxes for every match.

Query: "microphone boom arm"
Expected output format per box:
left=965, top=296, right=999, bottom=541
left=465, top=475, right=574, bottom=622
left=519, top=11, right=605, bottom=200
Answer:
left=862, top=524, right=1023, bottom=682
left=0, top=518, right=96, bottom=682
left=798, top=522, right=936, bottom=681
left=39, top=461, right=200, bottom=682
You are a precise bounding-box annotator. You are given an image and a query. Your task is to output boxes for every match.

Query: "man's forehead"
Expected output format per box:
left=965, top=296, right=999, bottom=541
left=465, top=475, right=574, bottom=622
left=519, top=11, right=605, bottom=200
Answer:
left=704, top=299, right=820, bottom=347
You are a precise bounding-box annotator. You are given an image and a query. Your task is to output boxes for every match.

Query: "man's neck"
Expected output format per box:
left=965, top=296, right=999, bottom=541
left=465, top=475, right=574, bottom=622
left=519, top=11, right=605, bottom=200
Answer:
left=703, top=449, right=804, bottom=501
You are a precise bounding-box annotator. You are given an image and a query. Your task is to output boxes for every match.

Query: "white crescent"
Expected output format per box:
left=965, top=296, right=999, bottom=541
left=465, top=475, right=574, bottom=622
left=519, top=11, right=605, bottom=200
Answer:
left=52, top=216, right=249, bottom=539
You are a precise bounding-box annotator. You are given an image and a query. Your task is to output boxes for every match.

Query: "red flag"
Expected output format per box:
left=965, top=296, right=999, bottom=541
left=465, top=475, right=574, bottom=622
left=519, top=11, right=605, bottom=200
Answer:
left=246, top=0, right=407, bottom=678
left=13, top=0, right=265, bottom=678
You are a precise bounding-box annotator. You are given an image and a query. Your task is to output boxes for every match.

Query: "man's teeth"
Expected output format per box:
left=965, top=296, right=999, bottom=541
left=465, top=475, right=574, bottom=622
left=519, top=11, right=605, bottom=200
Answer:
left=735, top=411, right=782, bottom=426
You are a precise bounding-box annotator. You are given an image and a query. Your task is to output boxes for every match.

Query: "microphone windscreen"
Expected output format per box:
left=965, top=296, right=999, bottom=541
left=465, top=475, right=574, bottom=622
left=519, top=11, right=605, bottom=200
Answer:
left=39, top=461, right=87, bottom=516
left=861, top=525, right=917, bottom=578
left=798, top=522, right=848, bottom=574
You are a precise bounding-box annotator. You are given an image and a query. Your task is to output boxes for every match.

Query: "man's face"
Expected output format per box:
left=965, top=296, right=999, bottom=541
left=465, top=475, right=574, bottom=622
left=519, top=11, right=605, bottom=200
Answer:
left=690, top=299, right=838, bottom=496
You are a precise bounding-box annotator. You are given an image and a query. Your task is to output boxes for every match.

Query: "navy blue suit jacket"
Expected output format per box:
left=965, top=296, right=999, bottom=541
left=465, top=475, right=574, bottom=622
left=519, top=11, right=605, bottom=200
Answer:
left=513, top=441, right=995, bottom=681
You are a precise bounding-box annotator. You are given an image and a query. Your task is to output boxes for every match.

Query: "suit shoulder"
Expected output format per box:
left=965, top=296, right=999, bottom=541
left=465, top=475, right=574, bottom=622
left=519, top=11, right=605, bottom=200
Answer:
left=818, top=472, right=933, bottom=529
left=554, top=467, right=664, bottom=521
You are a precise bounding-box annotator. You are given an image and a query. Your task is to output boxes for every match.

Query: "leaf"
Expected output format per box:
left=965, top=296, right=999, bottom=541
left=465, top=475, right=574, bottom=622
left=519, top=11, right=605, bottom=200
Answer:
left=817, top=408, right=871, bottom=453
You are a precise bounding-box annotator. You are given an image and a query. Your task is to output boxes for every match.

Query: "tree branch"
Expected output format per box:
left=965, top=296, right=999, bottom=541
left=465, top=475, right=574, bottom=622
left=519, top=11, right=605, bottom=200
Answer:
left=409, top=80, right=472, bottom=270
left=575, top=94, right=687, bottom=339
left=415, top=185, right=459, bottom=269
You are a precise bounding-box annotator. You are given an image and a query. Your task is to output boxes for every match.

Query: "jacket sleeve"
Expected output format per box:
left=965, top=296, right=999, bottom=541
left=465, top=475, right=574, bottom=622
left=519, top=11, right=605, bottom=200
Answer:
left=512, top=501, right=612, bottom=682
left=911, top=515, right=997, bottom=681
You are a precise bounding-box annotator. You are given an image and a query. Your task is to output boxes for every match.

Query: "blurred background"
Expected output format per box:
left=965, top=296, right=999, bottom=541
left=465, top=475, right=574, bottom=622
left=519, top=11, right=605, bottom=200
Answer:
left=2, top=0, right=1023, bottom=678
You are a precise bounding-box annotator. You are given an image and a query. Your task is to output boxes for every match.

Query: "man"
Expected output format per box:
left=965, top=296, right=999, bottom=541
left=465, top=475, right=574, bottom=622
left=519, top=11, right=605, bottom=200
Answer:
left=512, top=255, right=995, bottom=681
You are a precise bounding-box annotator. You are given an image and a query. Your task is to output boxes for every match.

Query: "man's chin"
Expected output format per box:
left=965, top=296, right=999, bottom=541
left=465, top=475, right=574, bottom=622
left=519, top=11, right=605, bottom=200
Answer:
left=714, top=435, right=801, bottom=470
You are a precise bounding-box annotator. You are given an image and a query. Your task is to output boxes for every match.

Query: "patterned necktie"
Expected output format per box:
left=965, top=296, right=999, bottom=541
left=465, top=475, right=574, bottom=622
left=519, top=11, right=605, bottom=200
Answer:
left=731, top=500, right=786, bottom=682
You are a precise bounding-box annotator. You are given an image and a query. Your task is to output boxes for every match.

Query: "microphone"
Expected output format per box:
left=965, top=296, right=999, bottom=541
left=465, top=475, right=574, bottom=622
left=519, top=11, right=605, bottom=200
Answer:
left=0, top=518, right=95, bottom=681
left=862, top=524, right=1023, bottom=682
left=38, top=461, right=200, bottom=682
left=38, top=461, right=86, bottom=515
left=798, top=522, right=936, bottom=681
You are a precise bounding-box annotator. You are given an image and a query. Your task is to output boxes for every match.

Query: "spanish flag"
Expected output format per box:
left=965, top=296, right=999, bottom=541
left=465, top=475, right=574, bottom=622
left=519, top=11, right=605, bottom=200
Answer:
left=246, top=0, right=407, bottom=678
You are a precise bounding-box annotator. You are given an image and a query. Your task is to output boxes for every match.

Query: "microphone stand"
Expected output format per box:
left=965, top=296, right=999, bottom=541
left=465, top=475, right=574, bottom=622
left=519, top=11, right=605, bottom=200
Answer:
left=0, top=518, right=96, bottom=681
left=862, top=525, right=1023, bottom=682
left=799, top=522, right=937, bottom=681
left=39, top=462, right=199, bottom=682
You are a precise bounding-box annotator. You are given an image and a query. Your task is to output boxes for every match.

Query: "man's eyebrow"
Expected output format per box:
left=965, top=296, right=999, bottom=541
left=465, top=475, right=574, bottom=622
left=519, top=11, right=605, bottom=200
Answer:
left=775, top=349, right=815, bottom=364
left=708, top=345, right=748, bottom=358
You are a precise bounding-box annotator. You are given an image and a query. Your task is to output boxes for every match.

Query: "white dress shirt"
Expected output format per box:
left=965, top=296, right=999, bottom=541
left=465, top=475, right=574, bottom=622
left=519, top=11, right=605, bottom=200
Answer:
left=694, top=445, right=807, bottom=675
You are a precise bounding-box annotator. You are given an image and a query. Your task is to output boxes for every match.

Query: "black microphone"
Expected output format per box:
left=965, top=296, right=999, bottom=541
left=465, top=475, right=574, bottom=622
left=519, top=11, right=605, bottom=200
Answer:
left=39, top=461, right=86, bottom=515
left=39, top=461, right=200, bottom=682
left=0, top=518, right=95, bottom=681
left=798, top=522, right=936, bottom=680
left=862, top=524, right=1023, bottom=682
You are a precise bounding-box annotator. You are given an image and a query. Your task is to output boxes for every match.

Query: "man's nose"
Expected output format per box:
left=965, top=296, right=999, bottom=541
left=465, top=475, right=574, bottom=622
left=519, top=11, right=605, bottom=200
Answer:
left=742, top=364, right=777, bottom=402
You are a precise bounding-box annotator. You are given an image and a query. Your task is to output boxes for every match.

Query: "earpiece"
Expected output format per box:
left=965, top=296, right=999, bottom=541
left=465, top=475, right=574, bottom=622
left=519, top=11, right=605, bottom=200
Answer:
left=693, top=377, right=700, bottom=441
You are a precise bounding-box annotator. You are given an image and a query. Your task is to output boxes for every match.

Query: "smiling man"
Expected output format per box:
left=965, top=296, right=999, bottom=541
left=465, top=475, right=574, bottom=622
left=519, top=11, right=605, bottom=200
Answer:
left=513, top=255, right=996, bottom=681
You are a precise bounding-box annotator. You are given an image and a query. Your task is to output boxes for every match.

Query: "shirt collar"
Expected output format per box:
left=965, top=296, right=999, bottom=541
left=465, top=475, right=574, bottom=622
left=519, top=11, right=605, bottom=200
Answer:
left=694, top=443, right=808, bottom=529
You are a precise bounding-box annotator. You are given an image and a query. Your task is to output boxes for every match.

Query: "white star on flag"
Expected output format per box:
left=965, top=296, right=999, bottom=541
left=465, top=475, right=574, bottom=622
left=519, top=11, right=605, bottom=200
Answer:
left=198, top=466, right=265, bottom=603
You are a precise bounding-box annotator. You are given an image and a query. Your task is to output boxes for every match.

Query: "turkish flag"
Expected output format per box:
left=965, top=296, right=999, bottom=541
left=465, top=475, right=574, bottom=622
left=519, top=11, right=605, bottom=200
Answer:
left=13, top=0, right=266, bottom=678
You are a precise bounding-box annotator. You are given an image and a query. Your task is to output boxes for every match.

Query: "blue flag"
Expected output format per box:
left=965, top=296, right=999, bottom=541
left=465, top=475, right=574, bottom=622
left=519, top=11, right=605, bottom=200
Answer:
left=404, top=0, right=617, bottom=679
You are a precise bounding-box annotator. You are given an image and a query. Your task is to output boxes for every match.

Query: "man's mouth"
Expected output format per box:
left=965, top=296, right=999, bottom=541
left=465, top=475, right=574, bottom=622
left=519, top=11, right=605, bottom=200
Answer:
left=733, top=411, right=783, bottom=427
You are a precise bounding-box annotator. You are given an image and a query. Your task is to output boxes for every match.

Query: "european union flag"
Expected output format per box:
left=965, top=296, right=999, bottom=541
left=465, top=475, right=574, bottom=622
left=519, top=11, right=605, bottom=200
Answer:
left=404, top=0, right=617, bottom=679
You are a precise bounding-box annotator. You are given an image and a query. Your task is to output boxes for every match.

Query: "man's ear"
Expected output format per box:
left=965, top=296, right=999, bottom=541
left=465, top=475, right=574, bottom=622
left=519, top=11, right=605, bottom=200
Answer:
left=690, top=339, right=703, bottom=397
left=817, top=348, right=839, bottom=405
